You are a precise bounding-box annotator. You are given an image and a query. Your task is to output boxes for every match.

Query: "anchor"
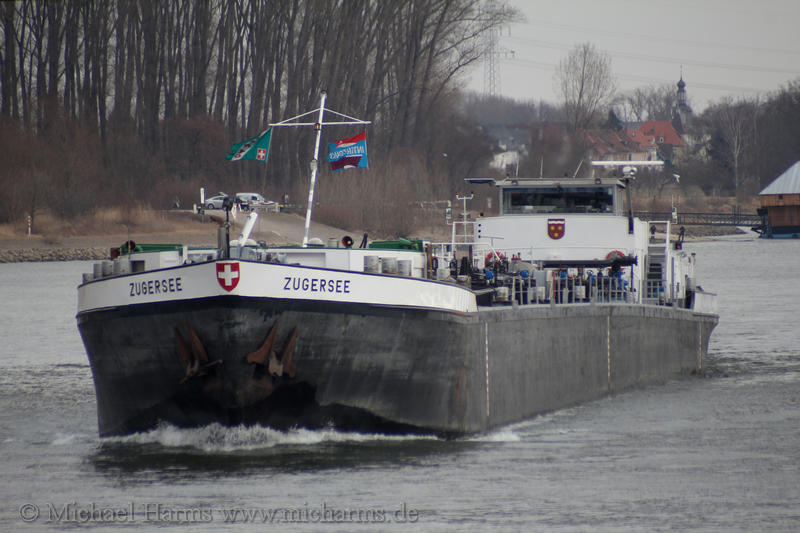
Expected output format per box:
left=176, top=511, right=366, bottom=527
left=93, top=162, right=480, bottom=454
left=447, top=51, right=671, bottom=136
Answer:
left=246, top=319, right=297, bottom=378
left=174, top=324, right=222, bottom=384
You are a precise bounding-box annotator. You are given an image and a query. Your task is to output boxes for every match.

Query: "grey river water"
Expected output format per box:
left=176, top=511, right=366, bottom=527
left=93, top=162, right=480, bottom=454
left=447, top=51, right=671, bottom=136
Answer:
left=1, top=236, right=799, bottom=531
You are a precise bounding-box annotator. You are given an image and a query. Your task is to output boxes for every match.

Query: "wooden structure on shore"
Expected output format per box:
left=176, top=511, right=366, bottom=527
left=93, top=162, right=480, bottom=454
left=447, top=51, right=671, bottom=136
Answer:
left=754, top=161, right=800, bottom=238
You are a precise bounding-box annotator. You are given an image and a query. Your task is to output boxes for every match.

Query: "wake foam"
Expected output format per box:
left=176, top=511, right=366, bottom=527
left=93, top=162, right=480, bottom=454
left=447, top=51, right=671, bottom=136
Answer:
left=464, top=426, right=521, bottom=442
left=51, top=433, right=79, bottom=446
left=106, top=422, right=440, bottom=452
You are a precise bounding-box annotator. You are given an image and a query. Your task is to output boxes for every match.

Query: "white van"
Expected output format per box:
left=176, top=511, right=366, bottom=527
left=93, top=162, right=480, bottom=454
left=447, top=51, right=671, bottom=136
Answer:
left=235, top=192, right=279, bottom=212
left=235, top=192, right=266, bottom=209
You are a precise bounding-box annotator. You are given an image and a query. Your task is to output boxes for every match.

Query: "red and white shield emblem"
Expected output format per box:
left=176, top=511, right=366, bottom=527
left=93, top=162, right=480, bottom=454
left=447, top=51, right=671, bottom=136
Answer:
left=547, top=218, right=565, bottom=240
left=256, top=148, right=267, bottom=160
left=216, top=262, right=240, bottom=291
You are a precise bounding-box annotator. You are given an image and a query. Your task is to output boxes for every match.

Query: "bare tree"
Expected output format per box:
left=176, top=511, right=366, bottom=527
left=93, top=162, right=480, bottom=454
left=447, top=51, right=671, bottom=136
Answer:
left=755, top=80, right=800, bottom=188
left=0, top=2, right=20, bottom=118
left=554, top=42, right=616, bottom=131
left=0, top=0, right=511, bottom=223
left=709, top=96, right=759, bottom=194
left=615, top=84, right=676, bottom=122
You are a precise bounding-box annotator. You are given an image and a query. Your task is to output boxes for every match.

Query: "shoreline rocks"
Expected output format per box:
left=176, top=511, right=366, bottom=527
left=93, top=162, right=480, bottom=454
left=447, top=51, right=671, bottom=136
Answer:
left=0, top=247, right=110, bottom=263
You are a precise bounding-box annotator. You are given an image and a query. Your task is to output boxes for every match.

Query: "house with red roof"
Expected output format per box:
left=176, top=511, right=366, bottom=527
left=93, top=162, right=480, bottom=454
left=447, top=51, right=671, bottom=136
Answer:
left=625, top=121, right=686, bottom=164
left=581, top=129, right=645, bottom=161
left=581, top=120, right=687, bottom=165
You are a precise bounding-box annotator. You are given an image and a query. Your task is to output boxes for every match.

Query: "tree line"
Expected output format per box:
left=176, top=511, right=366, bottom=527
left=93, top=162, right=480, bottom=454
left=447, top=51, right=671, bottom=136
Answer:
left=0, top=0, right=514, bottom=231
left=613, top=83, right=800, bottom=199
left=561, top=44, right=800, bottom=199
left=486, top=41, right=800, bottom=202
left=4, top=4, right=798, bottom=234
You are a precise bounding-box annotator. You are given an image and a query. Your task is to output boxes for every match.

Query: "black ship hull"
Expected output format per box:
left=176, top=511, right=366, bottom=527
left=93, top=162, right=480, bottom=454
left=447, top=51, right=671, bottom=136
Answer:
left=78, top=295, right=717, bottom=437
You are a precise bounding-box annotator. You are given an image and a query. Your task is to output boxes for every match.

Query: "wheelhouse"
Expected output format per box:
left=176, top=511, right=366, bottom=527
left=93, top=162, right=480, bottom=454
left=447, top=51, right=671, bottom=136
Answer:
left=496, top=178, right=626, bottom=216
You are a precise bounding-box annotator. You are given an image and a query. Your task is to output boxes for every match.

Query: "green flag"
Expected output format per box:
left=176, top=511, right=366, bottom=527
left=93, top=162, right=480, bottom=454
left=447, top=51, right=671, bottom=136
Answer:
left=225, top=128, right=272, bottom=162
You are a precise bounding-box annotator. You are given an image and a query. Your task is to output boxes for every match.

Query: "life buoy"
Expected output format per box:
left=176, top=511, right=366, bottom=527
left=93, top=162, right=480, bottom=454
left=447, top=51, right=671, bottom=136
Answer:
left=606, top=250, right=624, bottom=260
left=485, top=252, right=505, bottom=267
left=123, top=240, right=136, bottom=254
left=341, top=235, right=354, bottom=248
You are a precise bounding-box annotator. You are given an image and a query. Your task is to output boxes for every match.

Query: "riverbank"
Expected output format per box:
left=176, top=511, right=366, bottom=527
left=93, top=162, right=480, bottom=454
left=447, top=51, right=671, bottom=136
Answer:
left=0, top=209, right=749, bottom=263
left=0, top=210, right=353, bottom=263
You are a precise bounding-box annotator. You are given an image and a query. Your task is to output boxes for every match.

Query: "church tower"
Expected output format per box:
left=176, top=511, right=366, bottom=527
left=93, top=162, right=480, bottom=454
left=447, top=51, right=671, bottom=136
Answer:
left=673, top=72, right=693, bottom=133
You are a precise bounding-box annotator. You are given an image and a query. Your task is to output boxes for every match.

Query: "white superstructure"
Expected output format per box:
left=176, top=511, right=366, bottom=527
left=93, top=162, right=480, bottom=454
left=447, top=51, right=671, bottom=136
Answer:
left=79, top=165, right=715, bottom=316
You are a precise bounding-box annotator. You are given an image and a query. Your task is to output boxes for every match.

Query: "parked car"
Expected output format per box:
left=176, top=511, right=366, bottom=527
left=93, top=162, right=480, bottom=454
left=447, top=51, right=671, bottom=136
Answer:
left=205, top=195, right=228, bottom=210
left=205, top=192, right=277, bottom=212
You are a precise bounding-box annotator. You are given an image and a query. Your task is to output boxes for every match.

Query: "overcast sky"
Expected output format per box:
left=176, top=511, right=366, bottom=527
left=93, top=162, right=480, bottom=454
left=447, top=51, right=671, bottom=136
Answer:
left=465, top=0, right=800, bottom=112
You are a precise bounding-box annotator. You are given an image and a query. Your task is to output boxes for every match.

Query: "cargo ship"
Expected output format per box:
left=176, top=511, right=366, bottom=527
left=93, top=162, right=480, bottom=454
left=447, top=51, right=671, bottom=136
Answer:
left=77, top=162, right=718, bottom=437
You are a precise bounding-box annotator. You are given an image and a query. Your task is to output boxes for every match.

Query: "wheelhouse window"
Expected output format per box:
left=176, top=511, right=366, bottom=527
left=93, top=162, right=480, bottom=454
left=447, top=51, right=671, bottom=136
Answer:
left=502, top=186, right=614, bottom=214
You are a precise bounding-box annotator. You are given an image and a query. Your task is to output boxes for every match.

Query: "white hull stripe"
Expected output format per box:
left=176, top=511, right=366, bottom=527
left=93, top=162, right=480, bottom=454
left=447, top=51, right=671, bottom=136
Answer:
left=77, top=261, right=478, bottom=315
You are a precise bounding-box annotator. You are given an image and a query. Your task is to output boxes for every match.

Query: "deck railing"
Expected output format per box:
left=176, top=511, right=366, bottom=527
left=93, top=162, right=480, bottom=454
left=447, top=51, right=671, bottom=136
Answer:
left=635, top=211, right=760, bottom=226
left=489, top=274, right=634, bottom=306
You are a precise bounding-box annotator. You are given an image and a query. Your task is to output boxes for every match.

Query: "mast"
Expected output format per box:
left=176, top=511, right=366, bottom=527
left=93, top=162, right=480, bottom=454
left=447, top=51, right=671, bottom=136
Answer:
left=302, top=91, right=328, bottom=247
left=270, top=92, right=370, bottom=247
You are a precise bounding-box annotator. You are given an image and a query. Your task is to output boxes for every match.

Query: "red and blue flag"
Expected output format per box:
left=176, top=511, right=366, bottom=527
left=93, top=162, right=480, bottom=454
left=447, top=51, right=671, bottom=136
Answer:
left=328, top=131, right=368, bottom=172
